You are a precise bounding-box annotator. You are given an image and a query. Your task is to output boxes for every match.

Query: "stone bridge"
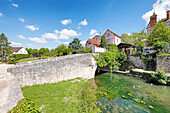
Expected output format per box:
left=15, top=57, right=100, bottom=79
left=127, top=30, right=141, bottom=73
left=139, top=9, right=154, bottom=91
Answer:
left=0, top=53, right=97, bottom=112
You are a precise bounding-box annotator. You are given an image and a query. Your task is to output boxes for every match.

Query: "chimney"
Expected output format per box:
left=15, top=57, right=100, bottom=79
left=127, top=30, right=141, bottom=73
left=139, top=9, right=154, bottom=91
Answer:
left=100, top=32, right=101, bottom=36
left=167, top=10, right=170, bottom=20
left=150, top=11, right=157, bottom=26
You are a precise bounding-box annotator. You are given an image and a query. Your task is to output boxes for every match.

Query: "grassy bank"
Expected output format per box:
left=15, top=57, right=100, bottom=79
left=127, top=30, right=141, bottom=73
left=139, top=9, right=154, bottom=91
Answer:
left=11, top=78, right=90, bottom=113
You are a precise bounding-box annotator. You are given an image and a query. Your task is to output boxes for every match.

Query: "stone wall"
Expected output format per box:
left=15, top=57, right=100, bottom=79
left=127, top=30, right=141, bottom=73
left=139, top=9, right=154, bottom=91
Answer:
left=8, top=53, right=97, bottom=87
left=0, top=64, right=23, bottom=113
left=128, top=56, right=146, bottom=69
left=156, top=55, right=170, bottom=73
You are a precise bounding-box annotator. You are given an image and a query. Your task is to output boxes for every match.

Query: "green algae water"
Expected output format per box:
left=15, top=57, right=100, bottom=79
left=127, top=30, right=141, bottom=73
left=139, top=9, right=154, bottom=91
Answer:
left=87, top=73, right=170, bottom=113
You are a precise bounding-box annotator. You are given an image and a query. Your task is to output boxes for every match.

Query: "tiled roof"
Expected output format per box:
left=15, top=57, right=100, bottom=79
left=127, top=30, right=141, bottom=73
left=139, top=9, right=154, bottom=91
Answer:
left=86, top=39, right=100, bottom=46
left=11, top=47, right=23, bottom=52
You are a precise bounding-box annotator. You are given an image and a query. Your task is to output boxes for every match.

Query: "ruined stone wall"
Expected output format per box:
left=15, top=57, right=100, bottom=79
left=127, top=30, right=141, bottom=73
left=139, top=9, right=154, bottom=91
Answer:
left=7, top=53, right=97, bottom=87
left=156, top=55, right=170, bottom=73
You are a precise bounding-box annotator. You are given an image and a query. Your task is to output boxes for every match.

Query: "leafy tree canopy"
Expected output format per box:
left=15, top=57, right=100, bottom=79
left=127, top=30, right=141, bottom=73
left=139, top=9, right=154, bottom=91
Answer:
left=121, top=33, right=134, bottom=44
left=147, top=23, right=170, bottom=44
left=68, top=38, right=84, bottom=50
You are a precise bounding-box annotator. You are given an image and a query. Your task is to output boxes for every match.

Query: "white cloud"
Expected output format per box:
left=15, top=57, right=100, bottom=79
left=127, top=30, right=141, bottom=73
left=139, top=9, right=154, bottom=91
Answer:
left=89, top=33, right=100, bottom=39
left=59, top=29, right=82, bottom=39
left=90, top=29, right=97, bottom=35
left=0, top=12, right=3, bottom=17
left=25, top=25, right=39, bottom=31
left=18, top=35, right=26, bottom=39
left=80, top=40, right=86, bottom=45
left=77, top=27, right=81, bottom=29
left=79, top=19, right=88, bottom=26
left=54, top=30, right=59, bottom=33
left=19, top=18, right=24, bottom=22
left=61, top=19, right=72, bottom=25
left=41, top=33, right=58, bottom=40
left=29, top=37, right=47, bottom=43
left=11, top=42, right=21, bottom=45
left=12, top=3, right=19, bottom=8
left=142, top=0, right=170, bottom=25
left=63, top=42, right=69, bottom=45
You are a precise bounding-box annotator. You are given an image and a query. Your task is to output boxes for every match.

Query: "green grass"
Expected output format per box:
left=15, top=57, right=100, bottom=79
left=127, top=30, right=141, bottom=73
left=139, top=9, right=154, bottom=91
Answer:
left=20, top=78, right=89, bottom=113
left=17, top=57, right=41, bottom=63
left=157, top=53, right=170, bottom=56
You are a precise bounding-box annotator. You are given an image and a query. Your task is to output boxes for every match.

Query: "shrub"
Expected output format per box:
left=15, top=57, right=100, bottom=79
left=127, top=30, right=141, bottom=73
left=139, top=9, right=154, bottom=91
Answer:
left=153, top=42, right=168, bottom=53
left=12, top=54, right=29, bottom=60
left=72, top=50, right=83, bottom=54
left=7, top=58, right=17, bottom=64
left=63, top=48, right=73, bottom=55
left=119, top=61, right=130, bottom=71
left=84, top=47, right=92, bottom=53
left=10, top=98, right=41, bottom=113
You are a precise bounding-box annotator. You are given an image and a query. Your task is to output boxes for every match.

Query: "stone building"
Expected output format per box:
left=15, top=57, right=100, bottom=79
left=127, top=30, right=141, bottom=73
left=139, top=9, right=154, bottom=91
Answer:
left=146, top=10, right=170, bottom=34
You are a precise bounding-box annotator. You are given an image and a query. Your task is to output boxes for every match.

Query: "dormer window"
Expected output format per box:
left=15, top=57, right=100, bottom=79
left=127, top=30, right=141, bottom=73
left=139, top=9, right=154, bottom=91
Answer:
left=88, top=42, right=92, bottom=45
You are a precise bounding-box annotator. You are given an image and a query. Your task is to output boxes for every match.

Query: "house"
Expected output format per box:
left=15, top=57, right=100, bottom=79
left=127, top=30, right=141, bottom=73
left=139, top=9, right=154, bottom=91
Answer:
left=85, top=38, right=100, bottom=48
left=146, top=10, right=170, bottom=34
left=11, top=47, right=28, bottom=54
left=104, top=29, right=121, bottom=46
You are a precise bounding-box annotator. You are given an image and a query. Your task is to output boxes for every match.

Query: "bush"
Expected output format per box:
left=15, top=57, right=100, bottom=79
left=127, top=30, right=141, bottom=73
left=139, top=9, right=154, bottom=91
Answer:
left=63, top=48, right=73, bottom=55
left=72, top=50, right=83, bottom=54
left=13, top=54, right=29, bottom=60
left=7, top=58, right=18, bottom=64
left=84, top=47, right=92, bottom=53
left=153, top=42, right=168, bottom=53
left=119, top=61, right=130, bottom=71
left=10, top=98, right=41, bottom=113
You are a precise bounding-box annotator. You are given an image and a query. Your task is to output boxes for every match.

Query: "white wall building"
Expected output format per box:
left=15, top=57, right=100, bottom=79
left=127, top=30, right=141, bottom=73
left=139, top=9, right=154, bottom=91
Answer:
left=11, top=47, right=28, bottom=54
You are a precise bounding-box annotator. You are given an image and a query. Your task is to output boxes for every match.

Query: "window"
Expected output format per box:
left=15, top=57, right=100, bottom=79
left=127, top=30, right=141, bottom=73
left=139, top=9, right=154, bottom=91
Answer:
left=107, top=33, right=111, bottom=37
left=88, top=42, right=91, bottom=45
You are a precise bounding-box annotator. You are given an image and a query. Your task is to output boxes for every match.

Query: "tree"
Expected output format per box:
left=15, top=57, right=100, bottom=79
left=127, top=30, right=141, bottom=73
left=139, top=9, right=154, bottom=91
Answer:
left=100, top=35, right=106, bottom=48
left=49, top=49, right=58, bottom=56
left=132, top=29, right=148, bottom=52
left=55, top=45, right=67, bottom=56
left=26, top=48, right=33, bottom=54
left=39, top=48, right=47, bottom=56
left=68, top=38, right=84, bottom=50
left=32, top=49, right=39, bottom=55
left=63, top=48, right=72, bottom=55
left=153, top=42, right=168, bottom=53
left=0, top=33, right=11, bottom=61
left=121, top=33, right=134, bottom=44
left=147, top=23, right=170, bottom=44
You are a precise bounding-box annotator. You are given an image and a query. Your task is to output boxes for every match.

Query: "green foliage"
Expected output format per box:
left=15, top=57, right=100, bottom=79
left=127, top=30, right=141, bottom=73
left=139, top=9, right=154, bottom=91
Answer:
left=0, top=33, right=12, bottom=61
left=26, top=48, right=33, bottom=54
left=39, top=48, right=48, bottom=56
left=48, top=49, right=58, bottom=56
left=147, top=23, right=170, bottom=44
left=32, top=49, right=39, bottom=54
left=153, top=42, right=168, bottom=53
left=72, top=50, right=83, bottom=54
left=13, top=54, right=29, bottom=60
left=63, top=48, right=73, bottom=55
left=119, top=61, right=130, bottom=71
left=121, top=33, right=134, bottom=44
left=55, top=44, right=67, bottom=56
left=68, top=38, right=84, bottom=50
left=10, top=98, right=41, bottom=113
left=7, top=57, right=17, bottom=64
left=107, top=43, right=118, bottom=53
left=100, top=35, right=106, bottom=48
left=84, top=47, right=92, bottom=53
left=130, top=69, right=168, bottom=85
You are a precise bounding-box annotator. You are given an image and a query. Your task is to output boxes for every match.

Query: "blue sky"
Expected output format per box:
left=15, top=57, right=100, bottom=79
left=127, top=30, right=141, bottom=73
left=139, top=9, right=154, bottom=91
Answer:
left=0, top=0, right=169, bottom=49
